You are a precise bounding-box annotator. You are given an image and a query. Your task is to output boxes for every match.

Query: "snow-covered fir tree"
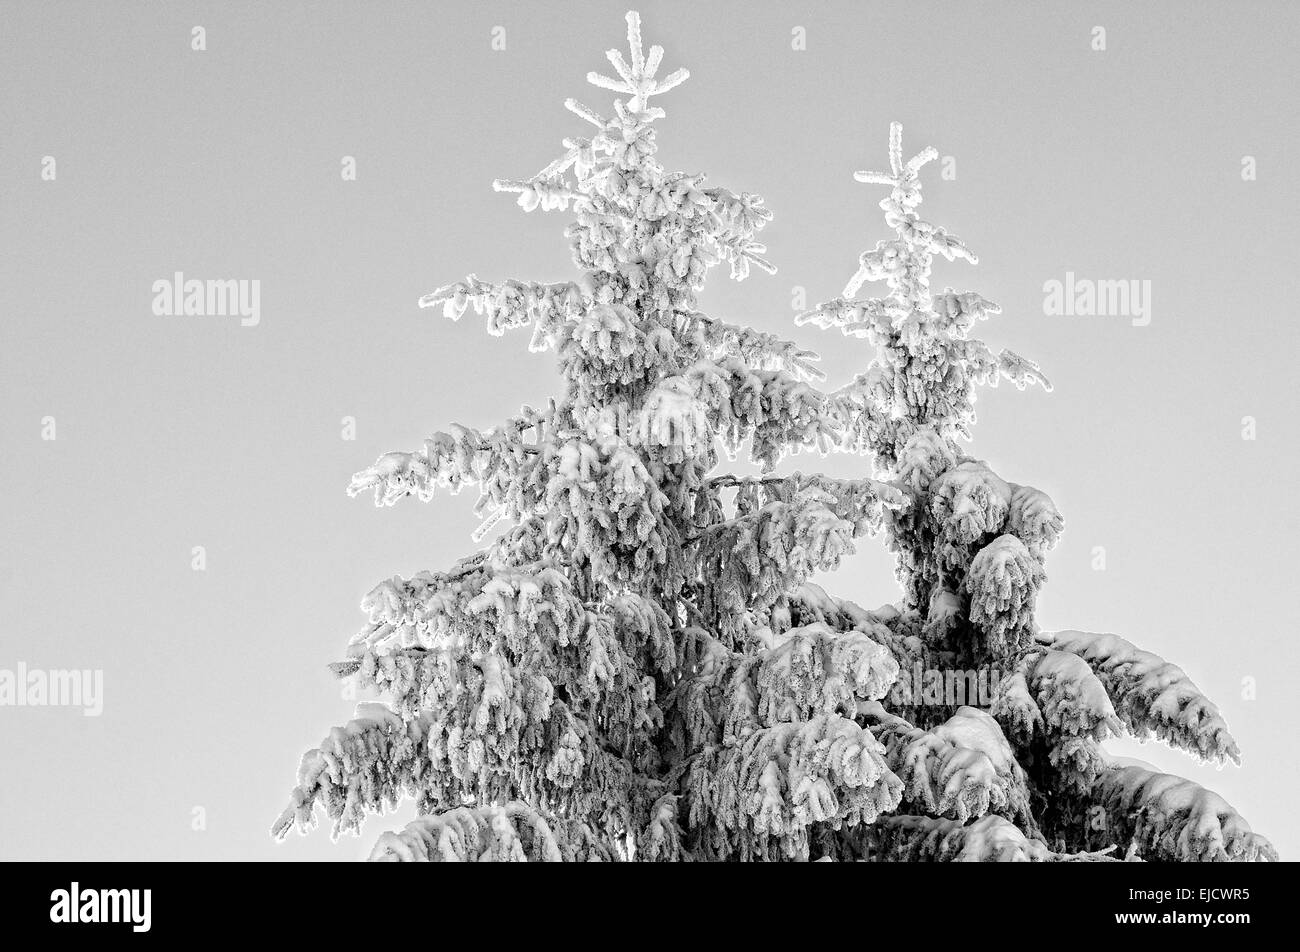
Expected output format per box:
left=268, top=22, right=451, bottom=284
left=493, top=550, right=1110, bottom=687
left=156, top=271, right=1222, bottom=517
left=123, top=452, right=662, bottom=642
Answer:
left=795, top=122, right=1277, bottom=862
left=273, top=12, right=905, bottom=862
left=273, top=12, right=1274, bottom=862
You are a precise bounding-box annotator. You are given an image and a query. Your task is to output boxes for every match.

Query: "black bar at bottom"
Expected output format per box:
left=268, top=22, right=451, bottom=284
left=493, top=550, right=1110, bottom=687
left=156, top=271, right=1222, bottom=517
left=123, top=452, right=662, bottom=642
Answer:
left=2, top=860, right=1287, bottom=938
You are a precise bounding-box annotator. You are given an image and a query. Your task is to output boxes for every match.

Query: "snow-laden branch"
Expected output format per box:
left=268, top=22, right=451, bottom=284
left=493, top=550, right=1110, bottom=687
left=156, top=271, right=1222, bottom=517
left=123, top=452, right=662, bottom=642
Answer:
left=1090, top=763, right=1277, bottom=862
left=1041, top=629, right=1243, bottom=764
left=860, top=814, right=1120, bottom=862
left=347, top=405, right=550, bottom=514
left=271, top=704, right=433, bottom=841
left=664, top=619, right=898, bottom=756
left=369, top=802, right=609, bottom=862
left=863, top=703, right=1034, bottom=826
left=1021, top=648, right=1123, bottom=791
left=686, top=309, right=823, bottom=381
left=682, top=714, right=903, bottom=861
left=696, top=487, right=860, bottom=639
left=419, top=275, right=588, bottom=350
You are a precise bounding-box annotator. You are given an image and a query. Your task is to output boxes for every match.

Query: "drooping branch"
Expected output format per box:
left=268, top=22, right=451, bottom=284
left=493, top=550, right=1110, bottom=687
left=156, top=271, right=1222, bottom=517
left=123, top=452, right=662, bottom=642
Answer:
left=1042, top=629, right=1242, bottom=764
left=1089, top=763, right=1277, bottom=862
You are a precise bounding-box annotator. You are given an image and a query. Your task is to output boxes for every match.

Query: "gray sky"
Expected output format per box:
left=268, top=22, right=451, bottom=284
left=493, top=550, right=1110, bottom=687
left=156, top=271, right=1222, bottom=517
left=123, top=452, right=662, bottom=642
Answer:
left=2, top=0, right=1296, bottom=860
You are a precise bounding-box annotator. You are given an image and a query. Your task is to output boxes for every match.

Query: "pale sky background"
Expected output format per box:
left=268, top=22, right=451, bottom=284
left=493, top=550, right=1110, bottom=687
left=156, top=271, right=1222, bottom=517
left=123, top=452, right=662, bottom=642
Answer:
left=2, top=1, right=1297, bottom=861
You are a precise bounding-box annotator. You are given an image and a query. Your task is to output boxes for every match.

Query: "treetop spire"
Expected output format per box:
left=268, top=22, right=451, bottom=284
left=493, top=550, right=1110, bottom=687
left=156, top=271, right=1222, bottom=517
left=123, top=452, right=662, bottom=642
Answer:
left=585, top=11, right=689, bottom=115
left=853, top=121, right=939, bottom=202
